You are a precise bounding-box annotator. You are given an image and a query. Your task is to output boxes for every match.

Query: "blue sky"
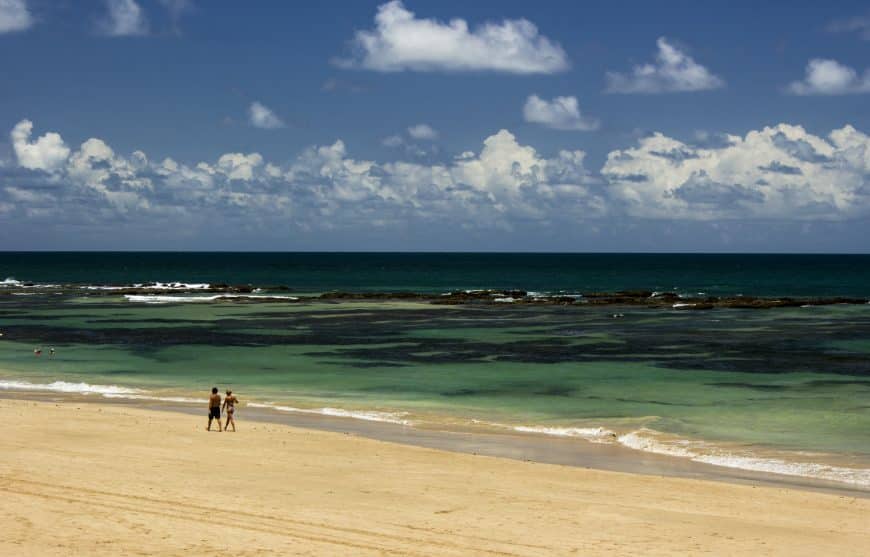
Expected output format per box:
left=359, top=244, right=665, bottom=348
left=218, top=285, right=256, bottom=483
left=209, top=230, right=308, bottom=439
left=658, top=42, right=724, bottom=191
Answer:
left=1, top=0, right=869, bottom=251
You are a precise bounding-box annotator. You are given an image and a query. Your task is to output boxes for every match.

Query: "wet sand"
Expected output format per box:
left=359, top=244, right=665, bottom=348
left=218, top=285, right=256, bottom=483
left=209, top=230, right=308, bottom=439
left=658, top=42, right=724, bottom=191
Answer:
left=1, top=398, right=868, bottom=556
left=6, top=390, right=865, bottom=497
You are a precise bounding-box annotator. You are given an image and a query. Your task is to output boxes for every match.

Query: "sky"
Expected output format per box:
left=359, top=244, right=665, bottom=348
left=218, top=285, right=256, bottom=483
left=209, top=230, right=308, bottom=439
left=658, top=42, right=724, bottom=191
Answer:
left=1, top=0, right=869, bottom=252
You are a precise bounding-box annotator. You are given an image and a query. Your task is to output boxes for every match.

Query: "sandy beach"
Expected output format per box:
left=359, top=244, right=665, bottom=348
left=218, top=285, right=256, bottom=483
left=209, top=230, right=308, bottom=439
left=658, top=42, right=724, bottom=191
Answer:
left=0, top=399, right=866, bottom=556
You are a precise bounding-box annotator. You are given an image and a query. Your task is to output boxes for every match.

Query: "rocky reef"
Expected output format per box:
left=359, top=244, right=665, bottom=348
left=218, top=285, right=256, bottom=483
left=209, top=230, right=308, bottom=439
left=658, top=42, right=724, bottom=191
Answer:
left=319, top=289, right=869, bottom=309
left=2, top=280, right=867, bottom=309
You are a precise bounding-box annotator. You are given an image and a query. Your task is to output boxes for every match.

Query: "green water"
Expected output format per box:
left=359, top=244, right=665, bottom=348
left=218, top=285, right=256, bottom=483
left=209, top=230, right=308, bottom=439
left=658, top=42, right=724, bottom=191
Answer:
left=2, top=294, right=869, bottom=462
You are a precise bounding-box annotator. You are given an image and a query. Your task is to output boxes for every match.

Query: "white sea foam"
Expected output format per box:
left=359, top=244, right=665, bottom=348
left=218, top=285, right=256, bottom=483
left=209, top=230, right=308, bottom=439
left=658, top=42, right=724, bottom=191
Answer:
left=509, top=423, right=870, bottom=486
left=617, top=429, right=870, bottom=487
left=617, top=430, right=695, bottom=457
left=124, top=294, right=298, bottom=304
left=493, top=297, right=516, bottom=303
left=0, top=380, right=143, bottom=396
left=0, top=379, right=208, bottom=405
left=513, top=425, right=617, bottom=443
left=247, top=402, right=412, bottom=425
left=83, top=282, right=212, bottom=291
left=82, top=285, right=131, bottom=291
left=123, top=294, right=223, bottom=303
left=2, top=279, right=214, bottom=290
left=692, top=454, right=870, bottom=486
left=673, top=302, right=696, bottom=308
left=0, top=278, right=60, bottom=289
left=102, top=393, right=203, bottom=404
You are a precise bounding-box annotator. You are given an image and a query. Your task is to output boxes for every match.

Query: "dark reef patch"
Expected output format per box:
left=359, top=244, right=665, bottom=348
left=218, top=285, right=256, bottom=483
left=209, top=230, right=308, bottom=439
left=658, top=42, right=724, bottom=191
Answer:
left=3, top=297, right=870, bottom=377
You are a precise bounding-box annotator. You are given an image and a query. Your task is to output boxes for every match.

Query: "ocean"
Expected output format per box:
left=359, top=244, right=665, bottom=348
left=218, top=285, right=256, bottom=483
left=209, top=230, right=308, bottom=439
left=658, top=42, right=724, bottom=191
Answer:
left=3, top=252, right=870, bottom=296
left=1, top=252, right=869, bottom=488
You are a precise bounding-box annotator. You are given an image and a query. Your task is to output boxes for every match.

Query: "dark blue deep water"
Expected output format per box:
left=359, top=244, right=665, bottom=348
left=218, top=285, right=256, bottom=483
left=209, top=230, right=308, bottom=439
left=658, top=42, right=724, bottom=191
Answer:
left=1, top=252, right=869, bottom=297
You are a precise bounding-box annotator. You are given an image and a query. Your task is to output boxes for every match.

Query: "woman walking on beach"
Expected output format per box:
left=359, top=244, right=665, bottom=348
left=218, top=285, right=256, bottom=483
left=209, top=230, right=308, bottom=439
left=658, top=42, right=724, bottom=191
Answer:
left=223, top=390, right=238, bottom=432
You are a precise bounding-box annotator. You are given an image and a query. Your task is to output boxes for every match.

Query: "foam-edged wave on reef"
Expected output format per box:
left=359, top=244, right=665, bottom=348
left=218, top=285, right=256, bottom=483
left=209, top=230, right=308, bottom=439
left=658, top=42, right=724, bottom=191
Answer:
left=82, top=282, right=212, bottom=291
left=123, top=294, right=299, bottom=304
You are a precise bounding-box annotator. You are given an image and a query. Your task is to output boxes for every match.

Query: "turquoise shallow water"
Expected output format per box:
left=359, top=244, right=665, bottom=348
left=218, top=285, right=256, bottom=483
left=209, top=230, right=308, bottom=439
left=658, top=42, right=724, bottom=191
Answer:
left=1, top=253, right=869, bottom=486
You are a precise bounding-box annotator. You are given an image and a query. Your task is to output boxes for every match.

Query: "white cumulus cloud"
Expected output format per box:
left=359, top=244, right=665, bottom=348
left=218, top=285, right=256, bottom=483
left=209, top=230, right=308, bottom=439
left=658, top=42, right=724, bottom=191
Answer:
left=216, top=153, right=264, bottom=181
left=11, top=119, right=71, bottom=171
left=605, top=37, right=724, bottom=94
left=523, top=95, right=599, bottom=131
left=98, top=0, right=149, bottom=37
left=1, top=120, right=601, bottom=228
left=248, top=102, right=286, bottom=129
left=602, top=124, right=870, bottom=220
left=407, top=124, right=438, bottom=140
left=4, top=119, right=870, bottom=233
left=67, top=138, right=152, bottom=210
left=0, top=0, right=33, bottom=33
left=786, top=59, right=870, bottom=95
left=336, top=0, right=569, bottom=74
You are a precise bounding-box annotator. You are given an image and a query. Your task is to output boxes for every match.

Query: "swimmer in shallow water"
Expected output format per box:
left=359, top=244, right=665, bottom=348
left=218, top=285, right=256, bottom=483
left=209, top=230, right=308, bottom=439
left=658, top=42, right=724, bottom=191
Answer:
left=34, top=347, right=42, bottom=357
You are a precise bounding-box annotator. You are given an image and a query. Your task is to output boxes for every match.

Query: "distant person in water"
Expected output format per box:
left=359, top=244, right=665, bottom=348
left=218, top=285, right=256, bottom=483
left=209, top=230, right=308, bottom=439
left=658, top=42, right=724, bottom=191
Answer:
left=223, top=390, right=238, bottom=432
left=207, top=387, right=222, bottom=431
left=49, top=347, right=55, bottom=358
left=34, top=347, right=42, bottom=357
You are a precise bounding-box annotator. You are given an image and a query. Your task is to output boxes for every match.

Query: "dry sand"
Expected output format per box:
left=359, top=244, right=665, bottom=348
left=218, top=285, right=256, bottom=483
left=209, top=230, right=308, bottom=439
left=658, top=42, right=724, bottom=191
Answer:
left=1, top=398, right=867, bottom=556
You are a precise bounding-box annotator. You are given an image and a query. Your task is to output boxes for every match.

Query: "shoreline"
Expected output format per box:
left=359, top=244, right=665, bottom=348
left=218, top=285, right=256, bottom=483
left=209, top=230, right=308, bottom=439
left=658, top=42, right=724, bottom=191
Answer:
left=1, top=397, right=868, bottom=556
left=3, top=389, right=868, bottom=498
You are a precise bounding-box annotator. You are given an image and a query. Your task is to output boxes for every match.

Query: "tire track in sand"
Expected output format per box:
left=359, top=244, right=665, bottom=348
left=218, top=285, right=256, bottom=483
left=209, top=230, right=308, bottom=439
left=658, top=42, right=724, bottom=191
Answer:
left=0, top=476, right=544, bottom=556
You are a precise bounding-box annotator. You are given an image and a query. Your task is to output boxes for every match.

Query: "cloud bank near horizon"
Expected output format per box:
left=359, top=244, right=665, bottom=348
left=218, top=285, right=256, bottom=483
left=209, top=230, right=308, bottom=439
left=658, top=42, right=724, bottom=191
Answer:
left=4, top=118, right=869, bottom=243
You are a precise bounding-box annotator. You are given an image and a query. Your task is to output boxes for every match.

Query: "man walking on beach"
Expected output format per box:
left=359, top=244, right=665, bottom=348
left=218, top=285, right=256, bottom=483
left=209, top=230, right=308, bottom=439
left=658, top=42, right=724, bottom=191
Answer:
left=207, top=387, right=222, bottom=432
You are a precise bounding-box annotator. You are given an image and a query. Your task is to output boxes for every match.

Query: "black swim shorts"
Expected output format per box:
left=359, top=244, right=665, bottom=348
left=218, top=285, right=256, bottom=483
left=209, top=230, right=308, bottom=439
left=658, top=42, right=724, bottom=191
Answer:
left=209, top=407, right=220, bottom=419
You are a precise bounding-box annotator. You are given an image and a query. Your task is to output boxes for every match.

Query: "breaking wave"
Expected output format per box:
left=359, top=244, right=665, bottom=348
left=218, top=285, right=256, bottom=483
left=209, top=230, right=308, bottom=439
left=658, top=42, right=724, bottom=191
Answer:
left=0, top=278, right=60, bottom=288
left=0, top=379, right=206, bottom=404
left=616, top=428, right=870, bottom=487
left=247, top=402, right=412, bottom=425
left=513, top=425, right=618, bottom=443
left=0, top=380, right=143, bottom=396
left=82, top=282, right=212, bottom=291
left=124, top=294, right=298, bottom=304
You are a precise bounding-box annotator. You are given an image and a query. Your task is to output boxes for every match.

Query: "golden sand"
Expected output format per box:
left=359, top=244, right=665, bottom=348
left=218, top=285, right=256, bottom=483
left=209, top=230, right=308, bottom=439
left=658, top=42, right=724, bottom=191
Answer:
left=1, top=399, right=867, bottom=556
